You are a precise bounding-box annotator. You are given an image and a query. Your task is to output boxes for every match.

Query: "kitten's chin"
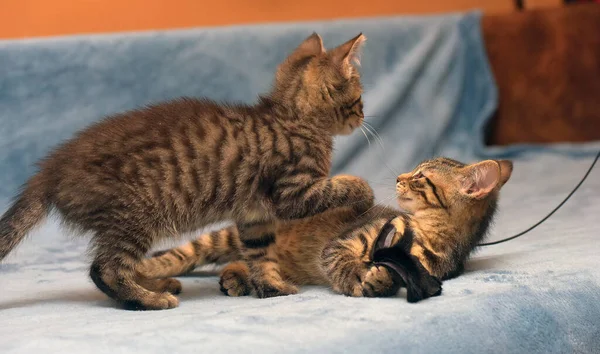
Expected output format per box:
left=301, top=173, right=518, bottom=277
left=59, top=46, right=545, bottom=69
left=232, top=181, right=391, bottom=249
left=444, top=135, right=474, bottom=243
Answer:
left=396, top=197, right=415, bottom=214
left=338, top=125, right=355, bottom=135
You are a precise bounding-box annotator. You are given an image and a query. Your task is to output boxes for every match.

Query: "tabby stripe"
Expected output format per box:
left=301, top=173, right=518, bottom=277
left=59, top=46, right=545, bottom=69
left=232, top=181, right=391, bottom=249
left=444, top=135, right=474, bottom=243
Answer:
left=274, top=181, right=313, bottom=203
left=282, top=131, right=294, bottom=160
left=343, top=96, right=362, bottom=110
left=241, top=233, right=275, bottom=249
left=195, top=121, right=206, bottom=141
left=190, top=167, right=202, bottom=197
left=266, top=123, right=278, bottom=153
left=411, top=185, right=430, bottom=205
left=424, top=177, right=447, bottom=209
left=289, top=131, right=320, bottom=146
left=326, top=87, right=335, bottom=100
left=159, top=256, right=173, bottom=267
left=171, top=249, right=185, bottom=261
left=214, top=128, right=228, bottom=205
left=279, top=166, right=323, bottom=181
left=191, top=240, right=203, bottom=256
left=421, top=247, right=442, bottom=272
left=333, top=107, right=342, bottom=122
left=182, top=127, right=197, bottom=162
left=168, top=151, right=184, bottom=200
left=358, top=233, right=369, bottom=259
left=224, top=152, right=243, bottom=206
left=258, top=256, right=278, bottom=264
left=246, top=251, right=267, bottom=261
left=210, top=231, right=221, bottom=249
left=226, top=228, right=239, bottom=252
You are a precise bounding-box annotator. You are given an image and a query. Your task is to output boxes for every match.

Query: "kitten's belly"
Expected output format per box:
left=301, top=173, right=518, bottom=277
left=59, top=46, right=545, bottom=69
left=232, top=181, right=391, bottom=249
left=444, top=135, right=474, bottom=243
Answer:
left=275, top=208, right=353, bottom=286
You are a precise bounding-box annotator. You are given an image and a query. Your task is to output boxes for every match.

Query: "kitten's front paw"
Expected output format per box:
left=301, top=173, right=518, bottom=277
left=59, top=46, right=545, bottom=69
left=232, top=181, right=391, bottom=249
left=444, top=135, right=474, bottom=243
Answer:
left=219, top=263, right=251, bottom=297
left=361, top=265, right=398, bottom=297
left=252, top=280, right=299, bottom=299
left=332, top=175, right=374, bottom=214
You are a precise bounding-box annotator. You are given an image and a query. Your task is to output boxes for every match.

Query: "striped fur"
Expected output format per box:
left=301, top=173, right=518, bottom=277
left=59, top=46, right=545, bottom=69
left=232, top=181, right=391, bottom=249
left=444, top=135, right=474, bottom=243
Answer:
left=140, top=158, right=513, bottom=298
left=0, top=33, right=374, bottom=310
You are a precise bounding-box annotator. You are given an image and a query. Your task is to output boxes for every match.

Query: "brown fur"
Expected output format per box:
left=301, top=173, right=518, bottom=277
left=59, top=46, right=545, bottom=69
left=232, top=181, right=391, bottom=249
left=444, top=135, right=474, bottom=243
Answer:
left=0, top=33, right=375, bottom=310
left=139, top=157, right=513, bottom=298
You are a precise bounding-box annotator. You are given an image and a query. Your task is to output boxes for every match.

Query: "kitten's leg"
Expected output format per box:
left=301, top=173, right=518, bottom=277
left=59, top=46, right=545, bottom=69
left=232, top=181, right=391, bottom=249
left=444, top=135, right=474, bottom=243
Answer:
left=321, top=227, right=400, bottom=297
left=219, top=261, right=251, bottom=297
left=138, top=226, right=242, bottom=279
left=272, top=175, right=374, bottom=220
left=136, top=276, right=182, bottom=295
left=89, top=229, right=179, bottom=310
left=236, top=221, right=298, bottom=298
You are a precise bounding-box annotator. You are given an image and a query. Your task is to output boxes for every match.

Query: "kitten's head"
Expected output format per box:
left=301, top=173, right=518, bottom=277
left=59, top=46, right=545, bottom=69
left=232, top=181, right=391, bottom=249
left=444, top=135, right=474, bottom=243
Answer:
left=396, top=158, right=513, bottom=214
left=270, top=33, right=366, bottom=135
left=396, top=157, right=513, bottom=251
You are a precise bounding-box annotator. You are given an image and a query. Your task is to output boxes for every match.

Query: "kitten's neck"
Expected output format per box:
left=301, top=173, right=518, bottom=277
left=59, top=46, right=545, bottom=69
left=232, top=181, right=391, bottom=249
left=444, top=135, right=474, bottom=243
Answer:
left=258, top=96, right=336, bottom=134
left=408, top=208, right=484, bottom=265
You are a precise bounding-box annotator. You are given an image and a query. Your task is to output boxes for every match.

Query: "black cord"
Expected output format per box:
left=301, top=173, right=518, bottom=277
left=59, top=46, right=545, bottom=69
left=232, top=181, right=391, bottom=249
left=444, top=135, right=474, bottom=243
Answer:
left=478, top=149, right=600, bottom=247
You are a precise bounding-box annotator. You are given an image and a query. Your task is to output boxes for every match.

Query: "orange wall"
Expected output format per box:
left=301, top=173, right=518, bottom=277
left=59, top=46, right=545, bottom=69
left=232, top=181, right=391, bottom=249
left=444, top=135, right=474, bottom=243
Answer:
left=1, top=0, right=516, bottom=39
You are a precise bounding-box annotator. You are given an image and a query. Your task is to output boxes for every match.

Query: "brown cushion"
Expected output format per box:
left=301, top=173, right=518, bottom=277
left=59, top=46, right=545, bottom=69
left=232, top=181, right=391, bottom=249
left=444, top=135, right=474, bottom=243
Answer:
left=482, top=3, right=600, bottom=145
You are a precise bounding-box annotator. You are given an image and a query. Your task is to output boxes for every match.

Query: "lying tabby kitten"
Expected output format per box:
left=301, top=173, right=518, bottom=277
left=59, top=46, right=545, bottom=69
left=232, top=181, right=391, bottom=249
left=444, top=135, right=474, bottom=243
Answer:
left=0, top=33, right=374, bottom=310
left=140, top=157, right=513, bottom=298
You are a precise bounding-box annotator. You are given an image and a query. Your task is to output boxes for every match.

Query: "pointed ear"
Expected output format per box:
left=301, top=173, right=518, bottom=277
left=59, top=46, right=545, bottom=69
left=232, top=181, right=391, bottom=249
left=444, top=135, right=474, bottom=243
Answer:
left=496, top=160, right=513, bottom=186
left=289, top=32, right=325, bottom=59
left=460, top=160, right=501, bottom=199
left=330, top=33, right=367, bottom=77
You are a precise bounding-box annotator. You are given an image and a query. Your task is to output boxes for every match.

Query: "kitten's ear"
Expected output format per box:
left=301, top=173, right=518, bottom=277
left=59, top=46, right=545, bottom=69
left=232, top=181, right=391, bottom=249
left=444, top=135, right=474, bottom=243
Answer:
left=496, top=160, right=513, bottom=186
left=460, top=160, right=501, bottom=199
left=289, top=32, right=326, bottom=59
left=330, top=33, right=367, bottom=77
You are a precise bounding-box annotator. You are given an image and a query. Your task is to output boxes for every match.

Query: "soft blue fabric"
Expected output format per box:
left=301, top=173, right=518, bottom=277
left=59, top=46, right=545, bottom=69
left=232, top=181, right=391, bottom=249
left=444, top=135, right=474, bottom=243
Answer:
left=1, top=12, right=599, bottom=354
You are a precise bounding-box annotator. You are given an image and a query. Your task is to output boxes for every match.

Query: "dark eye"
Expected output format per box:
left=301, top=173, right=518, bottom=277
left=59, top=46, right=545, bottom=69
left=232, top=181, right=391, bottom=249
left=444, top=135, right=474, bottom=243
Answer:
left=412, top=172, right=424, bottom=179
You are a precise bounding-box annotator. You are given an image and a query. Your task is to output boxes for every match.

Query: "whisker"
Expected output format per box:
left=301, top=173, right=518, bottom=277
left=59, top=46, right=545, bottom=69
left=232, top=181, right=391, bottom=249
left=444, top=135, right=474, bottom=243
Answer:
left=361, top=122, right=401, bottom=178
left=359, top=127, right=371, bottom=147
left=356, top=195, right=397, bottom=219
left=365, top=180, right=394, bottom=187
left=363, top=122, right=386, bottom=151
left=364, top=125, right=386, bottom=154
left=367, top=198, right=397, bottom=224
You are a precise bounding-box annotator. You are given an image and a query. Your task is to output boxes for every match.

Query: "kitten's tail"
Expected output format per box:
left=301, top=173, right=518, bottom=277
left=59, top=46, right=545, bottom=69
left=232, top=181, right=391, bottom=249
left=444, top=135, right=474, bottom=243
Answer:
left=0, top=174, right=50, bottom=261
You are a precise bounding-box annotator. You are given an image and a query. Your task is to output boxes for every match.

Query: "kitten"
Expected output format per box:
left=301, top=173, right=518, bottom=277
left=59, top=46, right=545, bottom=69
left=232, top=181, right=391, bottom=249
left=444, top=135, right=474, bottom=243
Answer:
left=139, top=158, right=513, bottom=298
left=0, top=33, right=375, bottom=310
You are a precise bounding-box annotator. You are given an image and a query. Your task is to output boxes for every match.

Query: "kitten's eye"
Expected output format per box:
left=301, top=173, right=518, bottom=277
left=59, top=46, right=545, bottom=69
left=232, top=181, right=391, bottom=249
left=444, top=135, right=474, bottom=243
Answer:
left=412, top=172, right=424, bottom=179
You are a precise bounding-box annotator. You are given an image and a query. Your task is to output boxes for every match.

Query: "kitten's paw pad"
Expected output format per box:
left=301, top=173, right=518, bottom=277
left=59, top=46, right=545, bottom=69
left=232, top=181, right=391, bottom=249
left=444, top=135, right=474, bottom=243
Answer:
left=219, top=269, right=251, bottom=297
left=361, top=265, right=397, bottom=297
left=253, top=281, right=298, bottom=299
left=123, top=293, right=179, bottom=311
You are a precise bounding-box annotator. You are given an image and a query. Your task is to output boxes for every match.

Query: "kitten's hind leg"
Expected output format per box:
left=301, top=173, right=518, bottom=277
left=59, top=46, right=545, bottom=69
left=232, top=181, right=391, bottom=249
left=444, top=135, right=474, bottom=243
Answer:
left=237, top=221, right=298, bottom=298
left=89, top=230, right=179, bottom=310
left=138, top=226, right=243, bottom=279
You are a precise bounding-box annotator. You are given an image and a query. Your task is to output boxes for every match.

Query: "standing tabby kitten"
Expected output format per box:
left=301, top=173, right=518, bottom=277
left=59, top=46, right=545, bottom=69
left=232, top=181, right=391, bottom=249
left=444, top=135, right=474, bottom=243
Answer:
left=139, top=158, right=513, bottom=298
left=0, top=33, right=374, bottom=310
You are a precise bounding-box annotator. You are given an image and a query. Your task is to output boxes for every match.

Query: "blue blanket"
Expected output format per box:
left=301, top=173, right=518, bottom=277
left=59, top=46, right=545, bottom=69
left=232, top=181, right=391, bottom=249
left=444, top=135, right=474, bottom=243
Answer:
left=1, top=11, right=599, bottom=354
